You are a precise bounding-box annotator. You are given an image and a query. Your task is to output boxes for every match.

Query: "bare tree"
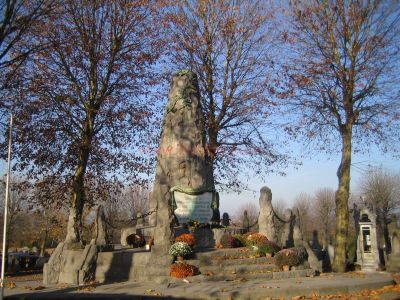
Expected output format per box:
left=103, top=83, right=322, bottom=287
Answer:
left=168, top=0, right=288, bottom=190
left=235, top=202, right=259, bottom=231
left=359, top=167, right=400, bottom=253
left=10, top=0, right=166, bottom=243
left=0, top=177, right=29, bottom=254
left=293, top=192, right=312, bottom=241
left=0, top=0, right=53, bottom=107
left=313, top=188, right=336, bottom=250
left=284, top=0, right=400, bottom=272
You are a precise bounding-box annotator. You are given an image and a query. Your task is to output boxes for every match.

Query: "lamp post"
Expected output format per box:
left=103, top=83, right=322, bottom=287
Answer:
left=1, top=113, right=13, bottom=300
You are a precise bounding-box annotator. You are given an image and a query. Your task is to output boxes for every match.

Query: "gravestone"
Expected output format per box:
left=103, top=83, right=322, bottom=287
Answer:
left=148, top=70, right=215, bottom=262
left=222, top=212, right=230, bottom=227
left=258, top=186, right=278, bottom=242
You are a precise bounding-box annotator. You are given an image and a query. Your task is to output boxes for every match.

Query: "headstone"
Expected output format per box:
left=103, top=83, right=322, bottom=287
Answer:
left=258, top=186, right=278, bottom=242
left=94, top=205, right=108, bottom=245
left=243, top=210, right=250, bottom=232
left=222, top=212, right=230, bottom=227
left=148, top=70, right=214, bottom=258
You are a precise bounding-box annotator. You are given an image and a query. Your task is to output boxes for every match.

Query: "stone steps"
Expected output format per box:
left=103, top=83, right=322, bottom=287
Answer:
left=170, top=247, right=315, bottom=283
left=170, top=268, right=315, bottom=283
left=196, top=262, right=277, bottom=274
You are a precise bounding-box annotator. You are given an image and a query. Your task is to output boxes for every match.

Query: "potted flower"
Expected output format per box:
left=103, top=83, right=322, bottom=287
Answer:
left=175, top=233, right=196, bottom=248
left=169, top=242, right=193, bottom=261
left=170, top=263, right=199, bottom=278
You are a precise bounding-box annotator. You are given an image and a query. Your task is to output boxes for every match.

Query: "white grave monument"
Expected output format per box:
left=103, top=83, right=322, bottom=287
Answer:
left=356, top=207, right=380, bottom=271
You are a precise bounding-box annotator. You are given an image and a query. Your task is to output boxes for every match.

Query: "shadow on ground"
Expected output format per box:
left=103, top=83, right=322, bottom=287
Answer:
left=6, top=284, right=191, bottom=300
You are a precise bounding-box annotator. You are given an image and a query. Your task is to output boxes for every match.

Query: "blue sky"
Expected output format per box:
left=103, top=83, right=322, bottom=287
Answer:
left=219, top=149, right=400, bottom=216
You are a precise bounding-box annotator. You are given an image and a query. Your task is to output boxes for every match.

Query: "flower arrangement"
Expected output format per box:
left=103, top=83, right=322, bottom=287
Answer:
left=233, top=234, right=246, bottom=247
left=242, top=231, right=257, bottom=241
left=245, top=233, right=269, bottom=247
left=170, top=263, right=199, bottom=278
left=249, top=240, right=281, bottom=257
left=169, top=242, right=193, bottom=257
left=175, top=233, right=196, bottom=247
left=274, top=247, right=307, bottom=269
left=220, top=234, right=242, bottom=248
left=126, top=233, right=146, bottom=248
left=187, top=219, right=200, bottom=229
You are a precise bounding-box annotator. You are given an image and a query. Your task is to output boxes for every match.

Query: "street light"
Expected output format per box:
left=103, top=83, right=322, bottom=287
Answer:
left=1, top=113, right=13, bottom=300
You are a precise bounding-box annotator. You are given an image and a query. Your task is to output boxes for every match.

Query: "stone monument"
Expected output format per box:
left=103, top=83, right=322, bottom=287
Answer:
left=94, top=205, right=108, bottom=245
left=356, top=207, right=380, bottom=271
left=258, top=186, right=278, bottom=242
left=222, top=212, right=230, bottom=227
left=148, top=70, right=215, bottom=262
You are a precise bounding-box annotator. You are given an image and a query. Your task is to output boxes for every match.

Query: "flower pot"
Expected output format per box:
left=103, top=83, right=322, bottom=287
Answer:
left=282, top=265, right=290, bottom=271
left=265, top=253, right=272, bottom=258
left=176, top=256, right=184, bottom=262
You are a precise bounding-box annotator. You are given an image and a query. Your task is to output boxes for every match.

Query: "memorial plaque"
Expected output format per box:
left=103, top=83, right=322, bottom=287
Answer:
left=173, top=191, right=213, bottom=224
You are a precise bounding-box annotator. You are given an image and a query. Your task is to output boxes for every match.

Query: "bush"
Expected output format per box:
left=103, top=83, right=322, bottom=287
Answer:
left=170, top=263, right=199, bottom=278
left=220, top=234, right=241, bottom=248
left=126, top=234, right=145, bottom=248
left=245, top=233, right=268, bottom=247
left=274, top=247, right=307, bottom=268
left=175, top=233, right=196, bottom=247
left=249, top=239, right=281, bottom=257
left=169, top=242, right=193, bottom=257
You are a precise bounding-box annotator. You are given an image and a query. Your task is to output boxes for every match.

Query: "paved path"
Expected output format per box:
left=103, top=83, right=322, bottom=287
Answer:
left=5, top=272, right=399, bottom=299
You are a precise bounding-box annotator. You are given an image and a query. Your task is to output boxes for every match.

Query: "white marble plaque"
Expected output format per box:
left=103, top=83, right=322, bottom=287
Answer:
left=173, top=191, right=213, bottom=224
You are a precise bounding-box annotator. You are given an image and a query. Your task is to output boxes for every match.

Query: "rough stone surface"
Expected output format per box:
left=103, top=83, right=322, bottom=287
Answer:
left=303, top=240, right=323, bottom=272
left=293, top=208, right=304, bottom=247
left=258, top=186, right=278, bottom=242
left=43, top=242, right=65, bottom=284
left=281, top=208, right=294, bottom=248
left=94, top=205, right=108, bottom=246
left=65, top=208, right=77, bottom=243
left=146, top=71, right=214, bottom=275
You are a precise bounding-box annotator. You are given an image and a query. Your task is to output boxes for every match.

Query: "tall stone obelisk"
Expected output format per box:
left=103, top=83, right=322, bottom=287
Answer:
left=149, top=70, right=214, bottom=258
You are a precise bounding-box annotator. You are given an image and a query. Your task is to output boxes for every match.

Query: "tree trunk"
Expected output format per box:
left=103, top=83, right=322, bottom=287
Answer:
left=65, top=147, right=91, bottom=243
left=333, top=125, right=352, bottom=272
left=40, top=229, right=48, bottom=257
left=65, top=116, right=93, bottom=243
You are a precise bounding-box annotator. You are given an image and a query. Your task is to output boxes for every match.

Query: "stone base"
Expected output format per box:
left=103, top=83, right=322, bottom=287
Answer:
left=43, top=242, right=98, bottom=285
